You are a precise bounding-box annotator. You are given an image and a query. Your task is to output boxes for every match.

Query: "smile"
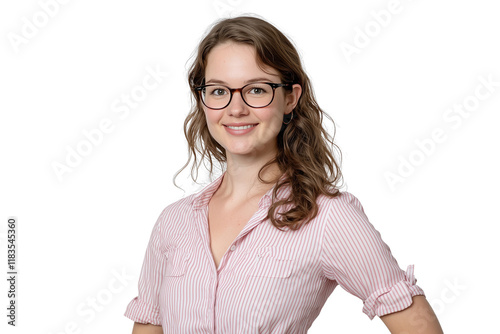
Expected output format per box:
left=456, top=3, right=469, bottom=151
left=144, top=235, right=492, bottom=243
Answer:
left=223, top=124, right=258, bottom=135
left=226, top=124, right=256, bottom=130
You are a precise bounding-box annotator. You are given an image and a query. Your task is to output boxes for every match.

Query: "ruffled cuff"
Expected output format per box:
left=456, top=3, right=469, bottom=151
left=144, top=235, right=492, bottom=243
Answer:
left=362, top=265, right=426, bottom=320
left=124, top=296, right=161, bottom=325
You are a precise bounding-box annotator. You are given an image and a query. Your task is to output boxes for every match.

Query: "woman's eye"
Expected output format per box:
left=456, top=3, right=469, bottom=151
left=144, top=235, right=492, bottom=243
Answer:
left=249, top=87, right=265, bottom=94
left=210, top=88, right=227, bottom=96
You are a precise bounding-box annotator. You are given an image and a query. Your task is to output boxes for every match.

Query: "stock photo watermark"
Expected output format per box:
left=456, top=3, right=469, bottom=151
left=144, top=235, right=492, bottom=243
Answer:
left=46, top=267, right=134, bottom=334
left=51, top=64, right=168, bottom=183
left=385, top=73, right=499, bottom=191
left=7, top=0, right=72, bottom=54
left=340, top=0, right=416, bottom=64
left=428, top=277, right=466, bottom=316
left=6, top=217, right=18, bottom=326
left=398, top=277, right=465, bottom=333
left=212, top=0, right=244, bottom=18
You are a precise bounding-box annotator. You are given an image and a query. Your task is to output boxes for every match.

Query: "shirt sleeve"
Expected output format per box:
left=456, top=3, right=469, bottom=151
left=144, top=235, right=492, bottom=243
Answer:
left=124, top=209, right=167, bottom=325
left=320, top=192, right=425, bottom=319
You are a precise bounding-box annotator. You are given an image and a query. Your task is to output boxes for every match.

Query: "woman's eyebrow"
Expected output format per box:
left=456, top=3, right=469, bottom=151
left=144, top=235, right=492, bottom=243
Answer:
left=244, top=77, right=275, bottom=84
left=205, top=77, right=275, bottom=85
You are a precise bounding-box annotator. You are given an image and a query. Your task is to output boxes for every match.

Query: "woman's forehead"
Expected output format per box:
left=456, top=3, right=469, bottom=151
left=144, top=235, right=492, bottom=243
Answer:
left=205, top=42, right=280, bottom=83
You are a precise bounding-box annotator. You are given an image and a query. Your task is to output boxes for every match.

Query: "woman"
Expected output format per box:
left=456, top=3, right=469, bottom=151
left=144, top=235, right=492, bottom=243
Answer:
left=125, top=16, right=443, bottom=333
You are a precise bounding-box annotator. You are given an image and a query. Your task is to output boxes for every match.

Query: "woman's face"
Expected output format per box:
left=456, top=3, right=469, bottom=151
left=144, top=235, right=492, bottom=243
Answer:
left=203, top=42, right=301, bottom=162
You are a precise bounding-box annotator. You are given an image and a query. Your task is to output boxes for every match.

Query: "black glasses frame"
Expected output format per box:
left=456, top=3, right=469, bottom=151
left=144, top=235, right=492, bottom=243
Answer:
left=194, top=82, right=292, bottom=110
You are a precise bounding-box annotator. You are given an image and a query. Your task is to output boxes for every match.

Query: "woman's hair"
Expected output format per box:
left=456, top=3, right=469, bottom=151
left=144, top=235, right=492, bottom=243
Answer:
left=175, top=15, right=344, bottom=231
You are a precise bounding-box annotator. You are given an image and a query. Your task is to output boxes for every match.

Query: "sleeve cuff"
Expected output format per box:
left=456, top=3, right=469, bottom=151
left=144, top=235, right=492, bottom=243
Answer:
left=362, top=265, right=426, bottom=320
left=124, top=296, right=161, bottom=326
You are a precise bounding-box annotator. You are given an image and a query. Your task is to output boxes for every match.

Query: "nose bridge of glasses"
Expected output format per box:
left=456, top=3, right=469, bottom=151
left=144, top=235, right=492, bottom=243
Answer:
left=229, top=87, right=243, bottom=97
left=228, top=87, right=246, bottom=105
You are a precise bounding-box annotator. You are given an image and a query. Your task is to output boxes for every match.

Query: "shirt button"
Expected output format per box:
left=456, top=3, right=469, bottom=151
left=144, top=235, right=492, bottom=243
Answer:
left=230, top=245, right=236, bottom=251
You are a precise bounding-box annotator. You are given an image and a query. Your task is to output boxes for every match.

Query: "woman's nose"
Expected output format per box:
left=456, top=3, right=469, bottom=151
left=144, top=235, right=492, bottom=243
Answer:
left=226, top=90, right=248, bottom=116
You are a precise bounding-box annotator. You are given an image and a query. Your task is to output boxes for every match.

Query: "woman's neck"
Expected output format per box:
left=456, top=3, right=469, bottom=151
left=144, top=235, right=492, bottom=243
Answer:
left=217, top=157, right=283, bottom=203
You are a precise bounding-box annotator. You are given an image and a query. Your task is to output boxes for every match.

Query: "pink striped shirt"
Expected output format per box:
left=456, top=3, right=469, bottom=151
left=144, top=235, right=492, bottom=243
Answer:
left=124, top=172, right=425, bottom=333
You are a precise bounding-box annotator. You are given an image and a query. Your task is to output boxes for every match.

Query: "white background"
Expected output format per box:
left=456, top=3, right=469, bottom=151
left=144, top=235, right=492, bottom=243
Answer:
left=1, top=0, right=499, bottom=333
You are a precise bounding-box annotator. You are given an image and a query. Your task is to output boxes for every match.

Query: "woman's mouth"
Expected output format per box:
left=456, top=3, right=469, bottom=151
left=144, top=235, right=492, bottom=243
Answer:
left=223, top=124, right=258, bottom=135
left=225, top=124, right=256, bottom=130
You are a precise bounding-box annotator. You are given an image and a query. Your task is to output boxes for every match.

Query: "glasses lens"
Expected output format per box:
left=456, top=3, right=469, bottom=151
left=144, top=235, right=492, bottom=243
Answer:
left=243, top=83, right=273, bottom=108
left=202, top=85, right=230, bottom=109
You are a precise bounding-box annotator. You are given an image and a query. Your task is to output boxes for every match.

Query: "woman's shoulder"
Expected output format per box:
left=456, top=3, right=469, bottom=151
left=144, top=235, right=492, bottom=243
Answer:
left=316, top=189, right=369, bottom=223
left=151, top=193, right=198, bottom=231
left=154, top=179, right=219, bottom=230
left=318, top=189, right=364, bottom=209
left=159, top=193, right=197, bottom=217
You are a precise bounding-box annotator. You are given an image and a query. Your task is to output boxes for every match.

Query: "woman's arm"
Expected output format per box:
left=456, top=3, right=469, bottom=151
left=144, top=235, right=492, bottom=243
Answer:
left=380, top=295, right=443, bottom=333
left=131, top=322, right=163, bottom=334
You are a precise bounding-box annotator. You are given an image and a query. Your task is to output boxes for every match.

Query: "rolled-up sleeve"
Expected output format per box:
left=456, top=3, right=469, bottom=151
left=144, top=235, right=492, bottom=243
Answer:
left=320, top=192, right=425, bottom=319
left=124, top=210, right=167, bottom=325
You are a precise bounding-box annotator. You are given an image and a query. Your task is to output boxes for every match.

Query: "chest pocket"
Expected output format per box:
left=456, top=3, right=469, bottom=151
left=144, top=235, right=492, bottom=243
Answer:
left=248, top=247, right=294, bottom=278
left=163, top=248, right=190, bottom=277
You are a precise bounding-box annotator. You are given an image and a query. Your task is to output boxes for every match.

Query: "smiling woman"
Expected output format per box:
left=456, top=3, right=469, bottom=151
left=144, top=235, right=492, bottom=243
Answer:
left=198, top=41, right=301, bottom=170
left=124, top=15, right=443, bottom=333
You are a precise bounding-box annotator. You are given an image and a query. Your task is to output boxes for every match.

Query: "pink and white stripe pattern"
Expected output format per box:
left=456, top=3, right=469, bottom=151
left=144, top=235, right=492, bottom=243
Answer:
left=124, top=172, right=425, bottom=333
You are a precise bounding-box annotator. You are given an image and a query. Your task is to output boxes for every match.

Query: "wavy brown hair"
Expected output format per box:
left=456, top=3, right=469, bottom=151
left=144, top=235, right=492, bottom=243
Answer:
left=174, top=15, right=344, bottom=231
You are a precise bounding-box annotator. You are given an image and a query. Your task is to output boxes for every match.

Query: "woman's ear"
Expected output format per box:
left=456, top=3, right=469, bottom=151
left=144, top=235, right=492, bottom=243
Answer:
left=285, top=84, right=302, bottom=114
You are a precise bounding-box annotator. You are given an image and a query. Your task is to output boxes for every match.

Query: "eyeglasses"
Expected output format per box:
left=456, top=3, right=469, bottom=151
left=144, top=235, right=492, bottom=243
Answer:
left=194, top=82, right=291, bottom=110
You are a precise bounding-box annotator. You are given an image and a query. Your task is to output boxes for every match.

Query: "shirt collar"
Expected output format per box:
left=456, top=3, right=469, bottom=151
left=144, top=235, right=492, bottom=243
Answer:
left=190, top=171, right=290, bottom=210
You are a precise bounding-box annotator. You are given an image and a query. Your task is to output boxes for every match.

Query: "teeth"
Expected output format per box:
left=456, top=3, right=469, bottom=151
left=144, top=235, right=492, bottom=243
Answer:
left=227, top=125, right=255, bottom=130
